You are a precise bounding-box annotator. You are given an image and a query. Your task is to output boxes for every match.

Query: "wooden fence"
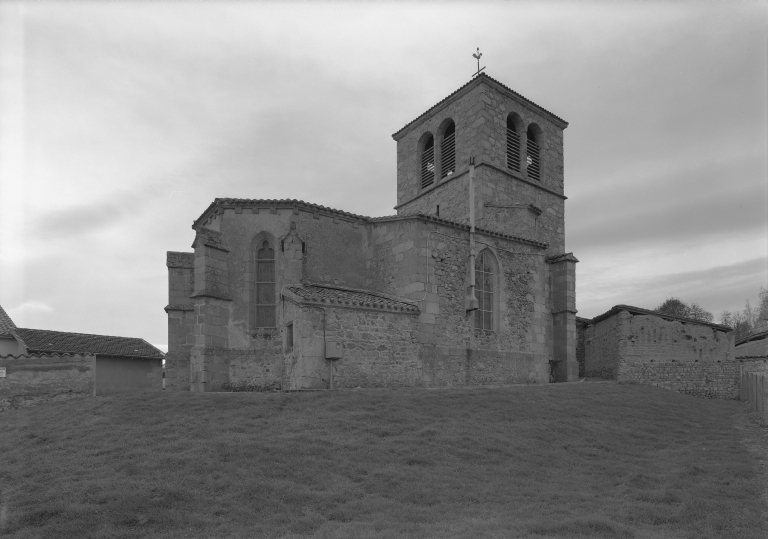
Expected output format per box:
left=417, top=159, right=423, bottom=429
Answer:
left=741, top=369, right=767, bottom=425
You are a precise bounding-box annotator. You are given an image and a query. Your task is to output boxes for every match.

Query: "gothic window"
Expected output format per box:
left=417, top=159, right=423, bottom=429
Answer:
left=526, top=125, right=541, bottom=182
left=475, top=250, right=495, bottom=331
left=254, top=239, right=276, bottom=328
left=420, top=133, right=435, bottom=189
left=440, top=120, right=456, bottom=179
left=506, top=114, right=522, bottom=171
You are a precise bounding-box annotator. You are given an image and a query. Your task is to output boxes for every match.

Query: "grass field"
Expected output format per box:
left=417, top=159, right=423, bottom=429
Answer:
left=1, top=382, right=765, bottom=538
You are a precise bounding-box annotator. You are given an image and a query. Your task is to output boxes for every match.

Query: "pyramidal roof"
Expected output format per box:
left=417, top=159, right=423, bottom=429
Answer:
left=0, top=305, right=16, bottom=335
left=391, top=72, right=568, bottom=140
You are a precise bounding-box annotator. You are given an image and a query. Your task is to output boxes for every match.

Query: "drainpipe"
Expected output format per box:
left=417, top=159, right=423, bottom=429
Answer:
left=466, top=157, right=479, bottom=317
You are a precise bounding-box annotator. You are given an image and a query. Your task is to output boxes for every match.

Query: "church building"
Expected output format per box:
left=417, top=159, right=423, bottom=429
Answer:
left=164, top=73, right=578, bottom=391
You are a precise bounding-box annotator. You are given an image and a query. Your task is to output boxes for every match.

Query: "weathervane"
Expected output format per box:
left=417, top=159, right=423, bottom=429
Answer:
left=472, top=47, right=485, bottom=77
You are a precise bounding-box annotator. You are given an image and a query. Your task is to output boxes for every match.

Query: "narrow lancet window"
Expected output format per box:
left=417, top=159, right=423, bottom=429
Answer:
left=254, top=240, right=276, bottom=328
left=421, top=135, right=435, bottom=188
left=440, top=122, right=456, bottom=179
left=526, top=127, right=541, bottom=181
left=506, top=116, right=521, bottom=171
left=475, top=250, right=494, bottom=330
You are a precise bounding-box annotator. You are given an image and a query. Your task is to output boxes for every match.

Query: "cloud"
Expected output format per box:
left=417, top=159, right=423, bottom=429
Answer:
left=7, top=301, right=53, bottom=325
left=579, top=257, right=767, bottom=319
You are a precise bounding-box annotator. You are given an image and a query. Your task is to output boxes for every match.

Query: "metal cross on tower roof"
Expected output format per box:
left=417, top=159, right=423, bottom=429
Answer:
left=472, top=47, right=485, bottom=78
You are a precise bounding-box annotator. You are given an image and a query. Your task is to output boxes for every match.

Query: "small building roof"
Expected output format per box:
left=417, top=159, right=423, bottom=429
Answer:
left=283, top=284, right=419, bottom=313
left=0, top=304, right=17, bottom=335
left=12, top=328, right=164, bottom=359
left=735, top=329, right=768, bottom=347
left=586, top=305, right=733, bottom=332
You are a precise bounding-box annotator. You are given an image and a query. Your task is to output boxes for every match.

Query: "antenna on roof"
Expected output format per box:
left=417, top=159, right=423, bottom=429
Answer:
left=472, top=47, right=485, bottom=78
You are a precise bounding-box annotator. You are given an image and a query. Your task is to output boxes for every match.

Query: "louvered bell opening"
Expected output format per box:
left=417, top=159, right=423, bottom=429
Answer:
left=421, top=145, right=435, bottom=188
left=526, top=140, right=540, bottom=181
left=440, top=130, right=456, bottom=179
left=506, top=128, right=520, bottom=171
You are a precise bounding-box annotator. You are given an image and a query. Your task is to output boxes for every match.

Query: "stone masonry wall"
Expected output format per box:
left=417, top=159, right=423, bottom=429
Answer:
left=585, top=310, right=737, bottom=398
left=736, top=337, right=768, bottom=358
left=368, top=217, right=550, bottom=385
left=0, top=353, right=95, bottom=411
left=396, top=165, right=565, bottom=257
left=575, top=318, right=588, bottom=378
left=584, top=315, right=621, bottom=379
left=213, top=206, right=369, bottom=350
left=165, top=251, right=195, bottom=391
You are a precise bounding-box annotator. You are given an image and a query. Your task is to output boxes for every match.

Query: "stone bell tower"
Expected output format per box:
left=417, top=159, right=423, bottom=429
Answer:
left=391, top=73, right=578, bottom=381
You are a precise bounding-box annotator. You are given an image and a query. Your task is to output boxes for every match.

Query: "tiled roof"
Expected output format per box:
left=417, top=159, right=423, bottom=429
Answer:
left=284, top=284, right=419, bottom=313
left=736, top=329, right=768, bottom=347
left=193, top=198, right=372, bottom=230
left=588, top=305, right=733, bottom=332
left=13, top=328, right=164, bottom=359
left=0, top=304, right=16, bottom=334
left=391, top=73, right=568, bottom=140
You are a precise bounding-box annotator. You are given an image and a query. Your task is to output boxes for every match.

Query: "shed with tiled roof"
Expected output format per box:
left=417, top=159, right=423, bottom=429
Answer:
left=1, top=315, right=164, bottom=396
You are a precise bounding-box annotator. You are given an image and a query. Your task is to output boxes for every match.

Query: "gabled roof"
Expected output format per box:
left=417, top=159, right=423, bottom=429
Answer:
left=391, top=73, right=568, bottom=140
left=0, top=304, right=16, bottom=335
left=283, top=284, right=419, bottom=314
left=13, top=328, right=164, bottom=359
left=587, top=305, right=732, bottom=332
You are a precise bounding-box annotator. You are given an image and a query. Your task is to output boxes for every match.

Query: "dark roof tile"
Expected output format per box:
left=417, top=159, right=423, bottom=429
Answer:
left=13, top=328, right=164, bottom=359
left=284, top=284, right=419, bottom=313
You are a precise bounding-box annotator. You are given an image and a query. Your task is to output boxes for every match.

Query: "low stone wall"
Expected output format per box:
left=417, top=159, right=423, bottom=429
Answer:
left=0, top=353, right=95, bottom=411
left=622, top=359, right=740, bottom=399
left=583, top=308, right=736, bottom=399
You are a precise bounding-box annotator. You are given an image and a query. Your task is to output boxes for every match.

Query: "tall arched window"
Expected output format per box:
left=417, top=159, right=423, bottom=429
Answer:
left=506, top=114, right=522, bottom=171
left=475, top=250, right=495, bottom=331
left=440, top=120, right=456, bottom=179
left=420, top=134, right=435, bottom=189
left=526, top=125, right=541, bottom=182
left=254, top=239, right=276, bottom=328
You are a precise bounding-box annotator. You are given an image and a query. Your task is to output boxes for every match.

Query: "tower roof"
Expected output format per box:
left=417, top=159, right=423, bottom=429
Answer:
left=0, top=304, right=16, bottom=335
left=391, top=72, right=568, bottom=141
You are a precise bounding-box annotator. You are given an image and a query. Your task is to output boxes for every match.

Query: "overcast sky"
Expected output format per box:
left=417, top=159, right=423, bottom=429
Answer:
left=0, top=2, right=766, bottom=351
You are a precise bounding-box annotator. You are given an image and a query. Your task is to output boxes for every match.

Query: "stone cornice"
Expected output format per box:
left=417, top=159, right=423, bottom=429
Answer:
left=394, top=162, right=566, bottom=213
left=164, top=304, right=195, bottom=312
left=374, top=213, right=548, bottom=250
left=189, top=292, right=232, bottom=302
left=480, top=162, right=567, bottom=200
left=546, top=252, right=579, bottom=264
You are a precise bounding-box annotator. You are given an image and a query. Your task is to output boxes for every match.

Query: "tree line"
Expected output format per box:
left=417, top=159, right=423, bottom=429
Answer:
left=653, top=287, right=768, bottom=343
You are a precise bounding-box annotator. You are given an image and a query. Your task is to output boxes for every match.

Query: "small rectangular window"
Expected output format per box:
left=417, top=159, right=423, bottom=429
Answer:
left=285, top=322, right=293, bottom=353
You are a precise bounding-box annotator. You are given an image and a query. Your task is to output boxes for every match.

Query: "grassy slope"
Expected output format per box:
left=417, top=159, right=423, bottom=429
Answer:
left=0, top=383, right=765, bottom=539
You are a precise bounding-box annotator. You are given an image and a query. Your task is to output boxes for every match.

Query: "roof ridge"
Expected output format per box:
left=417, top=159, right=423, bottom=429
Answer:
left=587, top=304, right=733, bottom=332
left=298, top=282, right=417, bottom=305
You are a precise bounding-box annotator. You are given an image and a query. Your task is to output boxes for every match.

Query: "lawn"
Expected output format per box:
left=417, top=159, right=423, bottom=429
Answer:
left=0, top=382, right=765, bottom=538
